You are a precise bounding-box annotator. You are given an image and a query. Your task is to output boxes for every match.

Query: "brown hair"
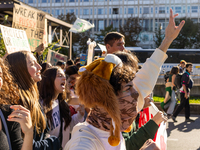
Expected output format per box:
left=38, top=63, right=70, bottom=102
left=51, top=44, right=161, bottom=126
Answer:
left=110, top=51, right=138, bottom=95
left=5, top=51, right=46, bottom=134
left=170, top=66, right=179, bottom=75
left=0, top=58, right=19, bottom=105
left=39, top=66, right=71, bottom=130
left=104, top=32, right=125, bottom=47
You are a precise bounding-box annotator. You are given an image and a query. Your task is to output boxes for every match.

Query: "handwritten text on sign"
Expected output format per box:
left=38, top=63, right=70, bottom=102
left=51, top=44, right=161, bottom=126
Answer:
left=0, top=25, right=30, bottom=54
left=47, top=49, right=68, bottom=66
left=12, top=4, right=45, bottom=52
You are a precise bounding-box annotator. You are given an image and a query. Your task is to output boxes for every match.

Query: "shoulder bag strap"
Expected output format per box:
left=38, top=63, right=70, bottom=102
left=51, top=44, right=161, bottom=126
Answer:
left=0, top=109, right=12, bottom=150
left=58, top=103, right=63, bottom=150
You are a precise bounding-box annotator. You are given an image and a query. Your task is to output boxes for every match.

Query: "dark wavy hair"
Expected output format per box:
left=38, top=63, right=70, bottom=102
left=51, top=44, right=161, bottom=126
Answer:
left=110, top=51, right=138, bottom=95
left=39, top=66, right=71, bottom=130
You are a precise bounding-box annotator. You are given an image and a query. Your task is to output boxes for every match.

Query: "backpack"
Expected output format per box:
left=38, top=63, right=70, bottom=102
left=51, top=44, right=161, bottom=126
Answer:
left=174, top=73, right=183, bottom=89
left=164, top=71, right=170, bottom=83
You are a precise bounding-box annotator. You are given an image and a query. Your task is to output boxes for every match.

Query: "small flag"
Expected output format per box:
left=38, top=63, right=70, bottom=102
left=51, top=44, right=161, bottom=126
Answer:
left=69, top=18, right=95, bottom=33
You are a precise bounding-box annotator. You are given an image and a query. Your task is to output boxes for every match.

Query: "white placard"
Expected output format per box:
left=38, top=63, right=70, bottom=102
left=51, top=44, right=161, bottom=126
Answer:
left=0, top=25, right=31, bottom=54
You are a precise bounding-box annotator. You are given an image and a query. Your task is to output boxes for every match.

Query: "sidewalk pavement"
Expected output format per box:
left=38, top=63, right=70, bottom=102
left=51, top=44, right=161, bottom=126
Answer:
left=167, top=114, right=200, bottom=150
left=154, top=102, right=200, bottom=115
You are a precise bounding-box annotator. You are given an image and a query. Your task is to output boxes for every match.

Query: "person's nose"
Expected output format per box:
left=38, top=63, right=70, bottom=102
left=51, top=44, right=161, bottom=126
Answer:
left=37, top=62, right=42, bottom=70
left=120, top=45, right=125, bottom=51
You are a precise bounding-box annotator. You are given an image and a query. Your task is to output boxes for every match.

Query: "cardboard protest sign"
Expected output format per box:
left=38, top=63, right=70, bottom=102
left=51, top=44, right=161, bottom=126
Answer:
left=47, top=49, right=68, bottom=66
left=12, top=4, right=45, bottom=52
left=0, top=25, right=30, bottom=54
left=80, top=54, right=87, bottom=66
left=69, top=18, right=94, bottom=33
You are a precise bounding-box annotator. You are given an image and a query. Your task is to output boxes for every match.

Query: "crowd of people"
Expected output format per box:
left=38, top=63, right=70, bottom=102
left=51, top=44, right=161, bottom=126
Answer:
left=0, top=9, right=186, bottom=150
left=161, top=59, right=195, bottom=123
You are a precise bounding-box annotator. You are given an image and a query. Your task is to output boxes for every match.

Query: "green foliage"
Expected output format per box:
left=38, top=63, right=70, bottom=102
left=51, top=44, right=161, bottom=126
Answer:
left=0, top=14, right=9, bottom=57
left=35, top=41, right=61, bottom=63
left=154, top=24, right=164, bottom=48
left=95, top=24, right=117, bottom=44
left=153, top=96, right=200, bottom=104
left=78, top=31, right=91, bottom=54
left=57, top=13, right=93, bottom=57
left=119, top=17, right=142, bottom=47
left=0, top=33, right=6, bottom=57
left=170, top=18, right=200, bottom=48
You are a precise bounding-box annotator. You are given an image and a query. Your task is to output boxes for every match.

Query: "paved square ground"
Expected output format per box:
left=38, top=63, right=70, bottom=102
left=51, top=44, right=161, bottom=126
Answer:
left=167, top=115, right=200, bottom=150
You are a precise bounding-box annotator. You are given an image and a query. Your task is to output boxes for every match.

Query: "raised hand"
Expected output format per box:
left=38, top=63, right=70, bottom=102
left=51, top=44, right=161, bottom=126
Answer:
left=165, top=8, right=185, bottom=42
left=8, top=105, right=33, bottom=135
left=159, top=8, right=185, bottom=53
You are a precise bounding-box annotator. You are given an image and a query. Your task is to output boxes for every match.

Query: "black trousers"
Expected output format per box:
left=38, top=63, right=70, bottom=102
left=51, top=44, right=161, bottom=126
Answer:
left=173, top=93, right=190, bottom=119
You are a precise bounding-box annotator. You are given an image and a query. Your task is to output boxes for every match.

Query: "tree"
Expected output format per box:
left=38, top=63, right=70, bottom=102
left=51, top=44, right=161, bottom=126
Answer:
left=154, top=24, right=165, bottom=48
left=119, top=17, right=143, bottom=47
left=170, top=18, right=200, bottom=48
left=0, top=33, right=6, bottom=57
left=58, top=12, right=80, bottom=44
left=78, top=31, right=92, bottom=54
left=95, top=24, right=117, bottom=44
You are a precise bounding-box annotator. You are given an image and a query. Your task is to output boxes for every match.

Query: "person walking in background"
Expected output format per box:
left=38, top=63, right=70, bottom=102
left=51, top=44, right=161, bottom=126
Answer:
left=178, top=60, right=186, bottom=73
left=172, top=63, right=194, bottom=122
left=161, top=66, right=179, bottom=117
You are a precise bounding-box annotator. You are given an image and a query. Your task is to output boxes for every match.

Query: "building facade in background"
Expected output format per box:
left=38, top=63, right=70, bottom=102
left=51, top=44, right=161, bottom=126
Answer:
left=19, top=0, right=200, bottom=48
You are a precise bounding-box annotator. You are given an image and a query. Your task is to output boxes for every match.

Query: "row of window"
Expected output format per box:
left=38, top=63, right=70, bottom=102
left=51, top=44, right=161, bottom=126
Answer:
left=157, top=6, right=199, bottom=14
left=26, top=0, right=137, bottom=4
left=25, top=0, right=200, bottom=3
left=44, top=6, right=200, bottom=17
left=66, top=17, right=200, bottom=32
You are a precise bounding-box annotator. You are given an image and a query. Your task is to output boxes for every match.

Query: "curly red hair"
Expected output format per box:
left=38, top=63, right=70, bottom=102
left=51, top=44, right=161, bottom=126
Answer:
left=0, top=57, right=19, bottom=105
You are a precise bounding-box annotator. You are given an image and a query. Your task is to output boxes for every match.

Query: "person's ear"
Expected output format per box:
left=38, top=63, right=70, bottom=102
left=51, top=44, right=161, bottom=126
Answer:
left=106, top=44, right=111, bottom=51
